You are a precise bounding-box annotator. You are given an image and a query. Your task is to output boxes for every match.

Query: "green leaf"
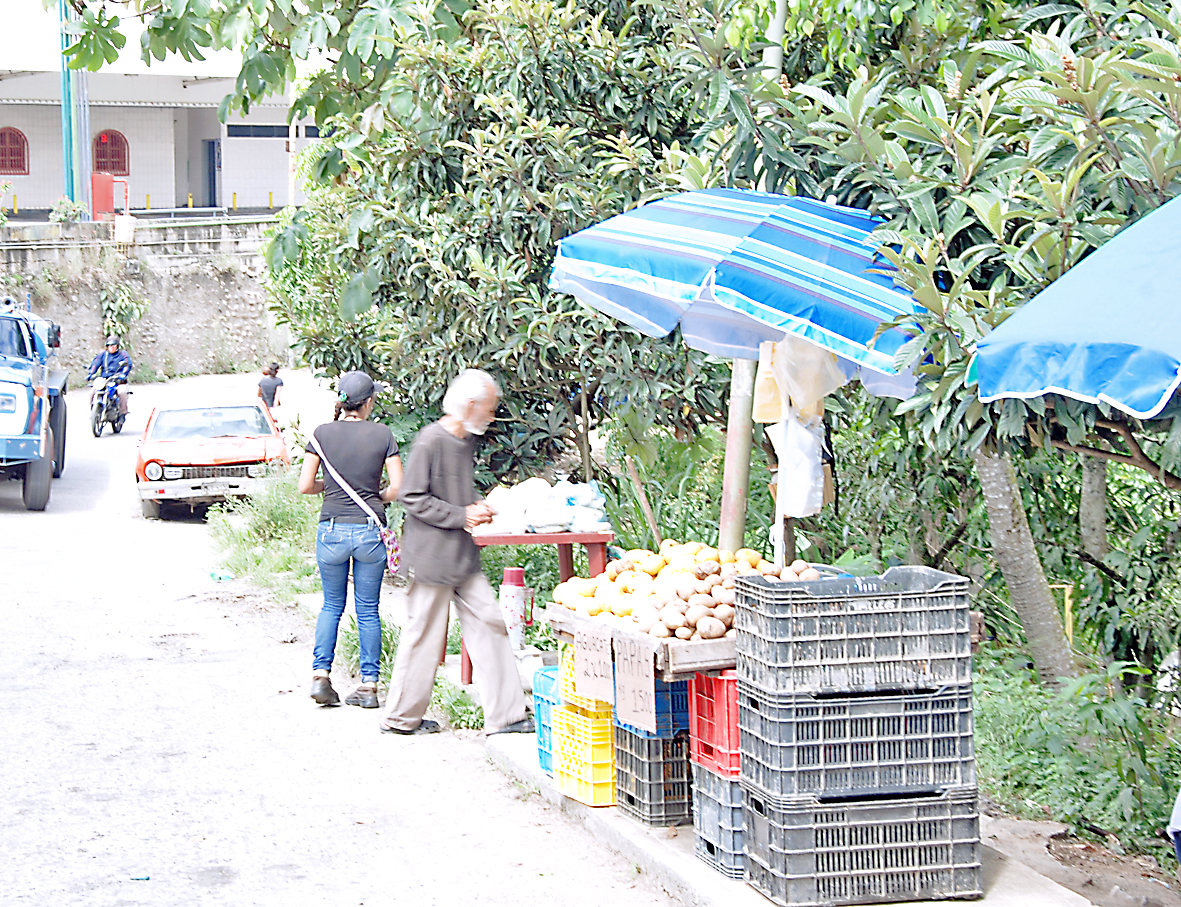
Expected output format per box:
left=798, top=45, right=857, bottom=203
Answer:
left=340, top=269, right=380, bottom=321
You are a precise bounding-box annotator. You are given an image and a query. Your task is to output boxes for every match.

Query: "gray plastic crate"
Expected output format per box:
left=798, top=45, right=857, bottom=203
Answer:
left=735, top=566, right=972, bottom=695
left=738, top=681, right=975, bottom=800
left=691, top=763, right=744, bottom=877
left=744, top=786, right=982, bottom=906
left=615, top=729, right=693, bottom=827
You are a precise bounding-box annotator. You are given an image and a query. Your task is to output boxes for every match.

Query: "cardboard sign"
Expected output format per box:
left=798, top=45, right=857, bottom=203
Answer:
left=613, top=634, right=657, bottom=733
left=574, top=621, right=614, bottom=703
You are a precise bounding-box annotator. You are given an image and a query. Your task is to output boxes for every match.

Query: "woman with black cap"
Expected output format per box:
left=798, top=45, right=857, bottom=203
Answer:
left=298, top=371, right=402, bottom=708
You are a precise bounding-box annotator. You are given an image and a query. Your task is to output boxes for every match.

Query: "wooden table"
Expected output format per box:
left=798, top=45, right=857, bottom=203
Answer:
left=447, top=531, right=615, bottom=683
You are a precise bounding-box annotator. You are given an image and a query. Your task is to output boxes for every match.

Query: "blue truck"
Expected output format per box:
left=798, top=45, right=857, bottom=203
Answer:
left=0, top=296, right=67, bottom=510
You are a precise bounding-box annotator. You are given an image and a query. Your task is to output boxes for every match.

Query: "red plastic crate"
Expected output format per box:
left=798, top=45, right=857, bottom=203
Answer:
left=690, top=670, right=740, bottom=777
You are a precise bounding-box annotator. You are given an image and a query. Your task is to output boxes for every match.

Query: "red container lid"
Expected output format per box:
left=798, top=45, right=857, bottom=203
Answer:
left=502, top=566, right=526, bottom=586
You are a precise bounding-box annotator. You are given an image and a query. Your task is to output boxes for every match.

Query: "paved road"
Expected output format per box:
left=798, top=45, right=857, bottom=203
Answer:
left=0, top=372, right=678, bottom=906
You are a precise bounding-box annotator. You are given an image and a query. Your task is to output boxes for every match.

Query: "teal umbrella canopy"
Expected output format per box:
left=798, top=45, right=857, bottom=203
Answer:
left=976, top=196, right=1181, bottom=419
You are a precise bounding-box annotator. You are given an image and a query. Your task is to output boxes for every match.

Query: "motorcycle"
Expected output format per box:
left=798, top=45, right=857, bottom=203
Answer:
left=90, top=376, right=127, bottom=437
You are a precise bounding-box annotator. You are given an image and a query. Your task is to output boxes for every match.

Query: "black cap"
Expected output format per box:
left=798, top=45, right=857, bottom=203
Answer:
left=105, top=335, right=120, bottom=346
left=338, top=371, right=377, bottom=405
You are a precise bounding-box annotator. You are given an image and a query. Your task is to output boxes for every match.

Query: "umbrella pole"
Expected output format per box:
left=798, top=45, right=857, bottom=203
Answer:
left=719, top=359, right=757, bottom=551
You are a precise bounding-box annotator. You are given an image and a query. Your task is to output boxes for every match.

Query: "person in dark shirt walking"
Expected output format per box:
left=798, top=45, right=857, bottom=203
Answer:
left=258, top=363, right=283, bottom=410
left=379, top=369, right=532, bottom=736
left=298, top=371, right=402, bottom=709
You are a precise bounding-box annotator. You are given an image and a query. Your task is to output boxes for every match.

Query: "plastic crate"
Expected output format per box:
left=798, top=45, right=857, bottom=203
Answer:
left=554, top=704, right=615, bottom=805
left=738, top=681, right=975, bottom=801
left=692, top=763, right=744, bottom=878
left=559, top=643, right=612, bottom=715
left=533, top=665, right=559, bottom=777
left=735, top=566, right=972, bottom=695
left=743, top=786, right=982, bottom=906
left=613, top=672, right=690, bottom=739
left=690, top=670, right=740, bottom=777
left=615, top=729, right=693, bottom=826
left=556, top=768, right=615, bottom=806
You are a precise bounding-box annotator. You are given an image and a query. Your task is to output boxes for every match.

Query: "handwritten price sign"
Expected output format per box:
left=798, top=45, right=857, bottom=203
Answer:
left=613, top=635, right=657, bottom=733
left=574, top=622, right=614, bottom=703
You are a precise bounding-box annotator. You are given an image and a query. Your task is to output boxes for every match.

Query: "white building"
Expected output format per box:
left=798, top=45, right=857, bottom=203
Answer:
left=1, top=1, right=315, bottom=212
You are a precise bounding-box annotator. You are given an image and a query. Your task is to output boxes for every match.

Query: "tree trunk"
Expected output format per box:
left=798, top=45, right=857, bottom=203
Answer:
left=973, top=449, right=1078, bottom=684
left=1080, top=454, right=1108, bottom=561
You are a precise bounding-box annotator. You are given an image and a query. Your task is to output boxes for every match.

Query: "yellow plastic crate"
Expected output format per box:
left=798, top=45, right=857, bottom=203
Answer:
left=554, top=705, right=615, bottom=783
left=556, top=768, right=616, bottom=806
left=559, top=643, right=612, bottom=715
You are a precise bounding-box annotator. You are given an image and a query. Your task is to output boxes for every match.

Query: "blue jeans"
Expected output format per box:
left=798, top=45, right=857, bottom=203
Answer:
left=313, top=520, right=386, bottom=682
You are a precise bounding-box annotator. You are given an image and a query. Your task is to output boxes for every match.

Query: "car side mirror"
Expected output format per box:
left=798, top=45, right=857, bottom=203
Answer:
left=48, top=324, right=61, bottom=348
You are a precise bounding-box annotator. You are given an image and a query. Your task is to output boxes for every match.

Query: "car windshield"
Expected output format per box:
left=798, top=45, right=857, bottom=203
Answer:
left=149, top=406, right=274, bottom=441
left=0, top=320, right=29, bottom=358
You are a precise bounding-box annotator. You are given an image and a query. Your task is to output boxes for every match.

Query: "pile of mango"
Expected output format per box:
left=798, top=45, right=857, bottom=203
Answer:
left=550, top=540, right=821, bottom=641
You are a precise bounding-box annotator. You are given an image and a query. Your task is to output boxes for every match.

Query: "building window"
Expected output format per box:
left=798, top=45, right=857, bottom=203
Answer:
left=304, top=125, right=320, bottom=138
left=93, top=130, right=129, bottom=176
left=0, top=128, right=29, bottom=175
left=226, top=125, right=289, bottom=138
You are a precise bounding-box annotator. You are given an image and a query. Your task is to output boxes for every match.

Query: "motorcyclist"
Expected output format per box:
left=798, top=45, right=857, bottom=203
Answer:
left=87, top=334, right=132, bottom=416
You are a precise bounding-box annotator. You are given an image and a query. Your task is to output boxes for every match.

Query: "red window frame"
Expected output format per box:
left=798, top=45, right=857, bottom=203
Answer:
left=93, top=130, right=129, bottom=176
left=0, top=128, right=29, bottom=176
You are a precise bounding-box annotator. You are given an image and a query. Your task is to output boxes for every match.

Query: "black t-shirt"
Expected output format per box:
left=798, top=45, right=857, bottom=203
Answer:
left=258, top=374, right=283, bottom=407
left=308, top=421, right=399, bottom=524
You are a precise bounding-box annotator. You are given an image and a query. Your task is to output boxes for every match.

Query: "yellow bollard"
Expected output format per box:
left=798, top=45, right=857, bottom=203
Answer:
left=12, top=195, right=16, bottom=214
left=232, top=192, right=237, bottom=210
left=188, top=193, right=193, bottom=208
left=268, top=191, right=273, bottom=208
left=146, top=194, right=150, bottom=211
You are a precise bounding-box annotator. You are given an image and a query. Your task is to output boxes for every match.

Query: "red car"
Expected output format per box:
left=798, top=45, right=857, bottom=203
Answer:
left=136, top=402, right=290, bottom=518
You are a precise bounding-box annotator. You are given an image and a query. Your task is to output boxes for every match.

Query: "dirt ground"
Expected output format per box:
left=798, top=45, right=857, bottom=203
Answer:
left=0, top=371, right=681, bottom=906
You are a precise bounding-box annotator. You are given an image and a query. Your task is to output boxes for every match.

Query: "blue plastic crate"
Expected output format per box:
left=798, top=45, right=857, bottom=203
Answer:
left=613, top=673, right=690, bottom=739
left=534, top=665, right=560, bottom=776
left=534, top=664, right=560, bottom=704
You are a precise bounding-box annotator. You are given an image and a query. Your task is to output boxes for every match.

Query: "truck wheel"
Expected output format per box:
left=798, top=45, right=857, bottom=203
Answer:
left=91, top=399, right=104, bottom=437
left=141, top=499, right=161, bottom=520
left=22, top=428, right=53, bottom=511
left=50, top=398, right=66, bottom=477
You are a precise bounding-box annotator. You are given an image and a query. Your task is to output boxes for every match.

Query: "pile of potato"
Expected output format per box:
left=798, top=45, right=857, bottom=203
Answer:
left=550, top=540, right=822, bottom=641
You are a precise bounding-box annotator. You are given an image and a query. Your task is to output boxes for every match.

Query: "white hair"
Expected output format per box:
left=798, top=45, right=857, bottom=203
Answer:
left=442, top=369, right=499, bottom=417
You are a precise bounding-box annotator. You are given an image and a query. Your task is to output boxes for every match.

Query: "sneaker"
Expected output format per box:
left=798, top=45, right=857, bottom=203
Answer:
left=345, top=685, right=380, bottom=709
left=380, top=719, right=441, bottom=735
left=310, top=676, right=340, bottom=706
left=487, top=718, right=535, bottom=735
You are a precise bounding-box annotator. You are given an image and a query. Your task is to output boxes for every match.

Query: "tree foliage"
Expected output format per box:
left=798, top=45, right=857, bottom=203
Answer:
left=265, top=0, right=732, bottom=482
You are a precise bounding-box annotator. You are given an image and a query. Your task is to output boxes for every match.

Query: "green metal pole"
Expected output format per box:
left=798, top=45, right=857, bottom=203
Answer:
left=58, top=0, right=75, bottom=201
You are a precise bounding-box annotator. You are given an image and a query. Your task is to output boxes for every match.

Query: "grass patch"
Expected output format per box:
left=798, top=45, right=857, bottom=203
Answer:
left=975, top=650, right=1181, bottom=858
left=207, top=469, right=321, bottom=601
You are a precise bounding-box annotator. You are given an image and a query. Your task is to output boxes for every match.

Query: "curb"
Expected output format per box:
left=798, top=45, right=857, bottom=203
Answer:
left=484, top=735, right=1097, bottom=907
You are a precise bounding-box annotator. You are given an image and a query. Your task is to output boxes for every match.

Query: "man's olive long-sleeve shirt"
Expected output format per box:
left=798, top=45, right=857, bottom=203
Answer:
left=397, top=420, right=482, bottom=586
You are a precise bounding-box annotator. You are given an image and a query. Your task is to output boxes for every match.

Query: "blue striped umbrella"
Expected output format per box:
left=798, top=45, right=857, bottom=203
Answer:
left=549, top=188, right=921, bottom=374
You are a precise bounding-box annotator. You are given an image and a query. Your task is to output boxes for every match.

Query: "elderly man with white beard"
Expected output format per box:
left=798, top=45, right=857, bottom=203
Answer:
left=379, top=369, right=533, bottom=736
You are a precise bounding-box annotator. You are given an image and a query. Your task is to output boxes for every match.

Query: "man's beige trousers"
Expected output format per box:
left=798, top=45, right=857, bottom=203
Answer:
left=382, top=573, right=527, bottom=733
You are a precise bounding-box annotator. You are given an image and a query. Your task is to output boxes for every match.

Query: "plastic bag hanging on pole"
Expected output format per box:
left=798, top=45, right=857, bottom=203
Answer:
left=766, top=411, right=826, bottom=564
left=752, top=337, right=847, bottom=423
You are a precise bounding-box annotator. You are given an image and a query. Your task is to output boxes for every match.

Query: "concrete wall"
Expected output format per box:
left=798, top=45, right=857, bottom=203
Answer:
left=0, top=105, right=65, bottom=211
left=0, top=218, right=288, bottom=384
left=0, top=99, right=305, bottom=209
